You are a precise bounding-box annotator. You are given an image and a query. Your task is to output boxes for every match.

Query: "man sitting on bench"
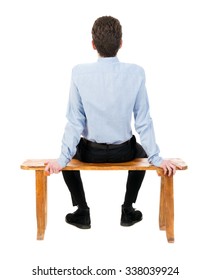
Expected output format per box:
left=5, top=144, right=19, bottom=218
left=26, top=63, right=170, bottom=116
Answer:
left=45, top=16, right=180, bottom=230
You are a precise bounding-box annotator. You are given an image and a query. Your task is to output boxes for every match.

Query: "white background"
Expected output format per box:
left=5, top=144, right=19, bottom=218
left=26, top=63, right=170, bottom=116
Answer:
left=1, top=0, right=211, bottom=279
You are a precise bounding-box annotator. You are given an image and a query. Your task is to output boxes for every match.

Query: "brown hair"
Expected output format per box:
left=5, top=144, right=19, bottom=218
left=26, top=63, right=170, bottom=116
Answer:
left=92, top=16, right=122, bottom=57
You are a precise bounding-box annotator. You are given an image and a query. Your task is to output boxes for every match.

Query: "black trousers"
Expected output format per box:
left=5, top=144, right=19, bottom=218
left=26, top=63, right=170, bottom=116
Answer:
left=62, top=136, right=147, bottom=208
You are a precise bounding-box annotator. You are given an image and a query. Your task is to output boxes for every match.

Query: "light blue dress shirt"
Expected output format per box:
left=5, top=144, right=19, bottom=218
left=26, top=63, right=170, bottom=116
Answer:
left=58, top=57, right=163, bottom=168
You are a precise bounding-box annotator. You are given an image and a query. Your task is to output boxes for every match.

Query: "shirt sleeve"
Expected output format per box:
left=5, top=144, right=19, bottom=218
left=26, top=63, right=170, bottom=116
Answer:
left=57, top=69, right=86, bottom=168
left=133, top=69, right=163, bottom=167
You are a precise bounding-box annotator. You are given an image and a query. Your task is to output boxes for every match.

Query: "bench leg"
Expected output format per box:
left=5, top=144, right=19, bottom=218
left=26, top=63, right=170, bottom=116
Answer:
left=35, top=170, right=47, bottom=240
left=159, top=176, right=166, bottom=230
left=159, top=175, right=174, bottom=243
left=164, top=175, right=174, bottom=243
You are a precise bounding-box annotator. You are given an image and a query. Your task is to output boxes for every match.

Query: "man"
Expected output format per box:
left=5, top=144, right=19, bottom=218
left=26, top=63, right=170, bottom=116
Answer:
left=45, top=16, right=180, bottom=230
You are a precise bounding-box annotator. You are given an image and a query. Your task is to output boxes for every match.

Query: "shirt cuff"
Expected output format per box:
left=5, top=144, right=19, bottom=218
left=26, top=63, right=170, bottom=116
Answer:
left=57, top=155, right=71, bottom=169
left=148, top=155, right=163, bottom=167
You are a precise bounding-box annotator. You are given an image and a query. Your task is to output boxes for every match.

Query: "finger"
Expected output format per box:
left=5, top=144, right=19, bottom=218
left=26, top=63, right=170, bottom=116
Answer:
left=166, top=166, right=172, bottom=176
left=167, top=165, right=174, bottom=176
left=176, top=165, right=183, bottom=170
left=162, top=163, right=171, bottom=176
left=45, top=170, right=50, bottom=176
left=55, top=167, right=62, bottom=174
left=169, top=165, right=176, bottom=176
left=44, top=165, right=51, bottom=176
left=50, top=165, right=54, bottom=175
left=169, top=168, right=173, bottom=176
left=168, top=163, right=177, bottom=176
left=162, top=166, right=168, bottom=175
left=170, top=163, right=177, bottom=175
left=44, top=164, right=49, bottom=172
left=169, top=160, right=184, bottom=171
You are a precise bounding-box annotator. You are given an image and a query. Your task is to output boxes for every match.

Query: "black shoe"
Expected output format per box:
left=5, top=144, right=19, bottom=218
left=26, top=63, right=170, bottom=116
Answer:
left=65, top=208, right=91, bottom=229
left=120, top=205, right=143, bottom=226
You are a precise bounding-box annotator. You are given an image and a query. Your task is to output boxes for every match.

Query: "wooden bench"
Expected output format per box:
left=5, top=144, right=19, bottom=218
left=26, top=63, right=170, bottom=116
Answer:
left=20, top=158, right=187, bottom=243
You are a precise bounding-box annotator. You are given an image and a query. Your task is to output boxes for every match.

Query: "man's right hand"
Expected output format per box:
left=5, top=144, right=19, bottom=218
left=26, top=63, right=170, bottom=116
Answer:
left=160, top=159, right=183, bottom=176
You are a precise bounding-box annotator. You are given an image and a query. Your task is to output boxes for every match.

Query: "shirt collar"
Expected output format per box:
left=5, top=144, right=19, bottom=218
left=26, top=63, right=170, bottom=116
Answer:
left=97, top=56, right=119, bottom=64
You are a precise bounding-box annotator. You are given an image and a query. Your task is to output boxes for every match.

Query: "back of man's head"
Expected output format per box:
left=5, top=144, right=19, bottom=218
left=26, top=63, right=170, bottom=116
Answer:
left=92, top=16, right=122, bottom=57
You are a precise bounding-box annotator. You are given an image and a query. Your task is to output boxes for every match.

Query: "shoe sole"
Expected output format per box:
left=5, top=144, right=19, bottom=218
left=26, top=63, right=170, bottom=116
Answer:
left=65, top=219, right=91, bottom=229
left=71, top=223, right=91, bottom=229
left=120, top=217, right=143, bottom=227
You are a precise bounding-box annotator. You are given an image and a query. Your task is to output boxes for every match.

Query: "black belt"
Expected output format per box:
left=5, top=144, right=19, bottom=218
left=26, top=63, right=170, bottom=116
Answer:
left=82, top=138, right=131, bottom=150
